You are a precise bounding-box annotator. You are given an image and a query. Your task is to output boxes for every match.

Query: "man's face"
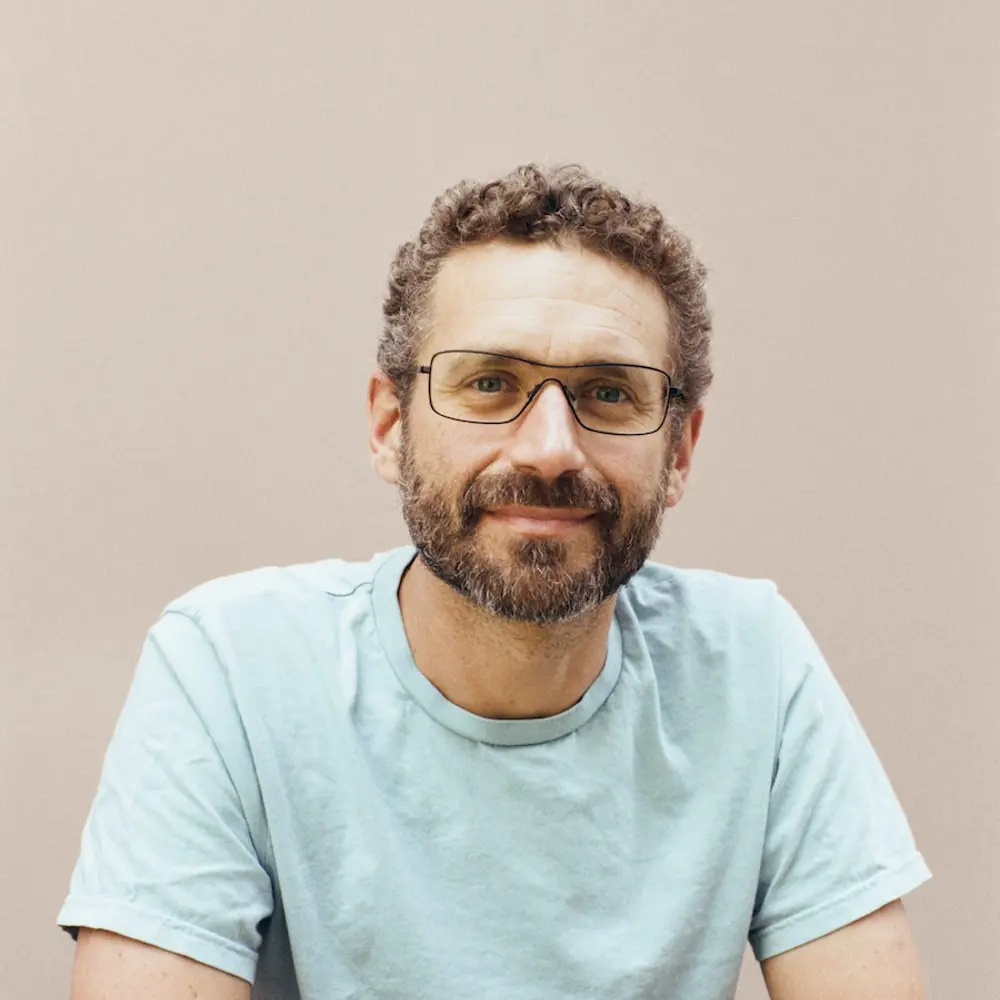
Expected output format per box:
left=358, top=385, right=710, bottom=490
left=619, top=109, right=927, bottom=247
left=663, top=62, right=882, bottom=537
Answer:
left=388, top=239, right=698, bottom=625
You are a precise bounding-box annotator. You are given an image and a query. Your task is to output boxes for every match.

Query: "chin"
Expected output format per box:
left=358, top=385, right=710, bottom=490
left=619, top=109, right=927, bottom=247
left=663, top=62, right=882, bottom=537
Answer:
left=498, top=536, right=599, bottom=576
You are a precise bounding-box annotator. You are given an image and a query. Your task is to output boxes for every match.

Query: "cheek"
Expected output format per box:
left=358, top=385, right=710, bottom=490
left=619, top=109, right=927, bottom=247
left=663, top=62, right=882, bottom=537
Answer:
left=410, top=429, right=493, bottom=497
left=401, top=410, right=447, bottom=468
left=600, top=447, right=666, bottom=497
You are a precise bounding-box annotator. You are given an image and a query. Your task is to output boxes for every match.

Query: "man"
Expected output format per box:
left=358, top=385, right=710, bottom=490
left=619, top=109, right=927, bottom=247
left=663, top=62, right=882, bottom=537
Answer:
left=59, top=163, right=932, bottom=999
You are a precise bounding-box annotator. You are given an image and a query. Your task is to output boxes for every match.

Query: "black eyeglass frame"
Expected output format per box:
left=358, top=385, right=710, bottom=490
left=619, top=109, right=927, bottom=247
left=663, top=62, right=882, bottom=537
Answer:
left=412, top=350, right=685, bottom=437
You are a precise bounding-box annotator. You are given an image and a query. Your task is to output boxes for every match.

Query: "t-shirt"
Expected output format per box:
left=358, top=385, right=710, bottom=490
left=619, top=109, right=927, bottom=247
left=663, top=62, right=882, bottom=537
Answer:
left=57, top=545, right=932, bottom=999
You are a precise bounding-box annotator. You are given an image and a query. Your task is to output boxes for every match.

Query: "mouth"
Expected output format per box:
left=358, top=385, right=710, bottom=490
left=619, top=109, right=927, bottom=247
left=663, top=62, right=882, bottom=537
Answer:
left=484, top=505, right=596, bottom=536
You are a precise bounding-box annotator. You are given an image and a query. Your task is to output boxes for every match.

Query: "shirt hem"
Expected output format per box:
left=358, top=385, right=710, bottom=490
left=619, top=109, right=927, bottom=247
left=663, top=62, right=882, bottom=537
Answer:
left=56, top=896, right=258, bottom=984
left=748, top=851, right=933, bottom=962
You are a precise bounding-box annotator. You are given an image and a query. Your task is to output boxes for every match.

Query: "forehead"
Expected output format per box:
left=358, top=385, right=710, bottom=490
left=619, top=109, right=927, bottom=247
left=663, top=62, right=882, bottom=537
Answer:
left=423, top=239, right=673, bottom=369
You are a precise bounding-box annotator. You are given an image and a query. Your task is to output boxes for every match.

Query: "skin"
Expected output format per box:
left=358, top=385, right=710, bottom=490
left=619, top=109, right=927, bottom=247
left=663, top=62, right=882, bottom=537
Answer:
left=70, top=927, right=249, bottom=999
left=760, top=899, right=929, bottom=999
left=368, top=238, right=703, bottom=720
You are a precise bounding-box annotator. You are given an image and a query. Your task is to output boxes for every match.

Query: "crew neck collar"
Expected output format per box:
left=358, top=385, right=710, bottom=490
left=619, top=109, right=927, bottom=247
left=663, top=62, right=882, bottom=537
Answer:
left=371, top=546, right=624, bottom=746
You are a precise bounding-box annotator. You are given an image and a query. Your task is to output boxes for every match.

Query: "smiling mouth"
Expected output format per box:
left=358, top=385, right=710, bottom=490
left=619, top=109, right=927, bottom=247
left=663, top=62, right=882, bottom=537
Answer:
left=484, top=506, right=596, bottom=535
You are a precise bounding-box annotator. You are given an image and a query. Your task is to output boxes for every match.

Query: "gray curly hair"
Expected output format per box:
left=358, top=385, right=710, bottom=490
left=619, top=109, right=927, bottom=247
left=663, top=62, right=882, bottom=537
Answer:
left=378, top=162, right=713, bottom=440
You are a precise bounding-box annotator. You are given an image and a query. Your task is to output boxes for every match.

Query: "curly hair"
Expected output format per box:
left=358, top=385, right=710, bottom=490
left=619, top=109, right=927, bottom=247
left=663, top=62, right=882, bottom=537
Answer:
left=379, top=162, right=713, bottom=439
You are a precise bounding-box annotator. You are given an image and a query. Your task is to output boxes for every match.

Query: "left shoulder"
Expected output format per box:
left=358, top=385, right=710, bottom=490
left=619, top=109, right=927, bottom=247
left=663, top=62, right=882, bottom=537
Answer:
left=623, top=558, right=781, bottom=632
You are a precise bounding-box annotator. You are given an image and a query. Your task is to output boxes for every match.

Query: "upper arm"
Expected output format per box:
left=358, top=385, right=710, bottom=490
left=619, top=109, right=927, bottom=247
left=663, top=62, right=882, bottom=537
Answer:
left=70, top=928, right=250, bottom=1000
left=748, top=594, right=932, bottom=961
left=57, top=611, right=273, bottom=983
left=760, top=899, right=929, bottom=1000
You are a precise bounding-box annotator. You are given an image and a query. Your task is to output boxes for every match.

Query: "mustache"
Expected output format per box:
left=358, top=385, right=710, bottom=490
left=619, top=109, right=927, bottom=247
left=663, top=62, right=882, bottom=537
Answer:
left=459, top=472, right=622, bottom=530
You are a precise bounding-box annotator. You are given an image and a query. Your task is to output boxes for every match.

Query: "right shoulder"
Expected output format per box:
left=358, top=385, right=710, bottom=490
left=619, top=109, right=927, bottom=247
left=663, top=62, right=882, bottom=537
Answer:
left=160, top=546, right=408, bottom=624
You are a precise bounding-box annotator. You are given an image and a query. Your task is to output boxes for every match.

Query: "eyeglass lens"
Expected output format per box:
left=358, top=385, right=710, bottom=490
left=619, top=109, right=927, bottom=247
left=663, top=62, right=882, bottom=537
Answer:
left=429, top=352, right=669, bottom=434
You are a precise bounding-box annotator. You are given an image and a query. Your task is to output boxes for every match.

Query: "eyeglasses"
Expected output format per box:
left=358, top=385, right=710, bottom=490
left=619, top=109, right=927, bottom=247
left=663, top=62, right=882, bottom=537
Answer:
left=412, top=350, right=684, bottom=436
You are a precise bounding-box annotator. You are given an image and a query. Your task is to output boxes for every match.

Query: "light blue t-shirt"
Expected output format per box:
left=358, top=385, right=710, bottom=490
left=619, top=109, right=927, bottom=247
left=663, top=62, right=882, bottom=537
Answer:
left=58, top=545, right=931, bottom=999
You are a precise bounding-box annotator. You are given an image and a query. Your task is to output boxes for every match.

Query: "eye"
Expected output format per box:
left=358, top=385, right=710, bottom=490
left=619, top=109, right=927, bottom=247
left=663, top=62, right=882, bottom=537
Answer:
left=589, top=383, right=632, bottom=404
left=474, top=375, right=505, bottom=393
left=462, top=372, right=521, bottom=394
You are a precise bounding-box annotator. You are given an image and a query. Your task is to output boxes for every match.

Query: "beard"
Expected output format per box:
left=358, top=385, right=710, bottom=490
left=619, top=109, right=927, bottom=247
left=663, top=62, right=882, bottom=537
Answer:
left=396, top=420, right=672, bottom=625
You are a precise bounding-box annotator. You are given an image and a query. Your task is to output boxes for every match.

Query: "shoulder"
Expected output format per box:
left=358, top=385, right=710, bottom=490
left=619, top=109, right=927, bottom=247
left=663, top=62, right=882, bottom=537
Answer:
left=622, top=558, right=781, bottom=636
left=159, top=546, right=404, bottom=626
left=618, top=562, right=795, bottom=776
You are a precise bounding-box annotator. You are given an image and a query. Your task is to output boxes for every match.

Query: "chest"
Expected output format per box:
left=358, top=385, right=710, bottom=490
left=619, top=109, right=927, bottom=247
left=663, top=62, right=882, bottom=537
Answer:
left=253, top=723, right=768, bottom=1000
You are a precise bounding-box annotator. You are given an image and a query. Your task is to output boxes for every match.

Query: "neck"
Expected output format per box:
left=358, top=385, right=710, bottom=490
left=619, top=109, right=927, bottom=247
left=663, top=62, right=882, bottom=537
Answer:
left=397, top=554, right=617, bottom=720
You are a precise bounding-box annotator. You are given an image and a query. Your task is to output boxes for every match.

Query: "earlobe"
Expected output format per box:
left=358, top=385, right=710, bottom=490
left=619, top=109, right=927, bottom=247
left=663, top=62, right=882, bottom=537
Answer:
left=376, top=422, right=402, bottom=484
left=370, top=424, right=403, bottom=486
left=372, top=449, right=401, bottom=485
left=371, top=434, right=402, bottom=486
left=665, top=470, right=682, bottom=508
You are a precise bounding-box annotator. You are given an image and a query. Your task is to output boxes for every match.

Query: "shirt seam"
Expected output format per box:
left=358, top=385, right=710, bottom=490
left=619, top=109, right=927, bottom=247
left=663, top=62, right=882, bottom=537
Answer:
left=749, top=850, right=926, bottom=944
left=58, top=894, right=259, bottom=964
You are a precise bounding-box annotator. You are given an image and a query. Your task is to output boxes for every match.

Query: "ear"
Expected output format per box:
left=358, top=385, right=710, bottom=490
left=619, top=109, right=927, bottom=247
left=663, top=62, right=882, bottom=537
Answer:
left=665, top=406, right=704, bottom=509
left=368, top=370, right=404, bottom=485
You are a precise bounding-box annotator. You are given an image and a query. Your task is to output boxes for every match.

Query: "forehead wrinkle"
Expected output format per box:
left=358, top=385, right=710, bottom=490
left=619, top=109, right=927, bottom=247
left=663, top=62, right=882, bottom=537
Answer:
left=454, top=296, right=661, bottom=347
left=458, top=310, right=666, bottom=368
left=428, top=244, right=673, bottom=365
left=437, top=258, right=663, bottom=321
left=474, top=291, right=655, bottom=326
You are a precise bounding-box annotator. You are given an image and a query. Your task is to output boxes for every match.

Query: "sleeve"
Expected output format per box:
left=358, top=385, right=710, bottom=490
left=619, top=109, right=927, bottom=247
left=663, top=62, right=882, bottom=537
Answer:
left=56, top=609, right=274, bottom=984
left=747, top=593, right=932, bottom=962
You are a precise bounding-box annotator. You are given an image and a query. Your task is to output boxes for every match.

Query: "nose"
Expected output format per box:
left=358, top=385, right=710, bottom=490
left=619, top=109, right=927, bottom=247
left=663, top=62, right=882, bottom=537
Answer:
left=506, top=379, right=588, bottom=480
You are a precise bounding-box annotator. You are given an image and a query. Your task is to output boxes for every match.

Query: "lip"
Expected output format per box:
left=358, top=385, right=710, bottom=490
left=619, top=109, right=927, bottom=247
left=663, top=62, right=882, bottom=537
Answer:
left=485, top=506, right=596, bottom=536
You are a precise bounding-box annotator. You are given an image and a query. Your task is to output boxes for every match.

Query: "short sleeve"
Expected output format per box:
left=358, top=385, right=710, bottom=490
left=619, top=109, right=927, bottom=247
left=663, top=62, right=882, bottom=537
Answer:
left=747, top=594, right=932, bottom=961
left=56, top=609, right=274, bottom=984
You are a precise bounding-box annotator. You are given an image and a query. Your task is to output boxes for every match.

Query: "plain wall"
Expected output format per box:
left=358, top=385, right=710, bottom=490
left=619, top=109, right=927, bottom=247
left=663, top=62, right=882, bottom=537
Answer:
left=2, top=2, right=998, bottom=997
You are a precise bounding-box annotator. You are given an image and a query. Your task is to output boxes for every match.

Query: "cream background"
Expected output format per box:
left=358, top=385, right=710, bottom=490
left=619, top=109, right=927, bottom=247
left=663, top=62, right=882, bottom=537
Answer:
left=2, top=2, right=998, bottom=996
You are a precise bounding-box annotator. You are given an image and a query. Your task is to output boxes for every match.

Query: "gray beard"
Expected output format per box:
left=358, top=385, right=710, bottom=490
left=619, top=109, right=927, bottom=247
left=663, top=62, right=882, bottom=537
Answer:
left=396, top=436, right=671, bottom=625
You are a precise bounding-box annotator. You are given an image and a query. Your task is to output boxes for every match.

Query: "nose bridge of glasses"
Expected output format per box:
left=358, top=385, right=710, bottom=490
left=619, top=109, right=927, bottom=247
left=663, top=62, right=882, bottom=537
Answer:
left=526, top=374, right=576, bottom=406
left=517, top=376, right=586, bottom=453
